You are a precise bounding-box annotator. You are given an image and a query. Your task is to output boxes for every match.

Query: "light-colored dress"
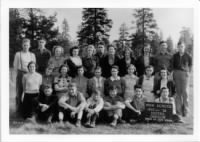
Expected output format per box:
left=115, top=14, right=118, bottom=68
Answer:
left=123, top=74, right=138, bottom=100
left=142, top=75, right=155, bottom=102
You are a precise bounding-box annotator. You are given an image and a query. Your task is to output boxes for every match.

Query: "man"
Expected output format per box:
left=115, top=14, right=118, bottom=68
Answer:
left=172, top=41, right=192, bottom=117
left=32, top=38, right=51, bottom=74
left=154, top=41, right=172, bottom=80
left=95, top=42, right=106, bottom=67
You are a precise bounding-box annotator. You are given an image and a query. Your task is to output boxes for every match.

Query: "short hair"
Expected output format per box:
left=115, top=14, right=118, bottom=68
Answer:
left=68, top=82, right=77, bottom=88
left=38, top=38, right=46, bottom=42
left=159, top=41, right=167, bottom=45
left=95, top=66, right=102, bottom=71
left=178, top=41, right=185, bottom=46
left=159, top=66, right=170, bottom=75
left=27, top=61, right=36, bottom=71
left=127, top=64, right=136, bottom=71
left=134, top=84, right=143, bottom=90
left=145, top=65, right=154, bottom=71
left=111, top=65, right=119, bottom=71
left=58, top=64, right=68, bottom=73
left=22, top=38, right=30, bottom=44
left=98, top=41, right=105, bottom=46
left=108, top=85, right=118, bottom=91
left=69, top=46, right=79, bottom=56
left=52, top=45, right=64, bottom=56
left=124, top=47, right=133, bottom=57
left=160, top=87, right=169, bottom=93
left=43, top=84, right=52, bottom=90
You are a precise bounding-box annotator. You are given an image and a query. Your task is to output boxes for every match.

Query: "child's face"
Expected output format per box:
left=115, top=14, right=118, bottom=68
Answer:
left=61, top=66, right=68, bottom=75
left=38, top=40, right=46, bottom=48
left=28, top=63, right=36, bottom=73
left=44, top=88, right=53, bottom=96
left=78, top=68, right=84, bottom=76
left=108, top=46, right=115, bottom=55
left=93, top=93, right=100, bottom=101
left=97, top=45, right=105, bottom=53
left=135, top=88, right=143, bottom=98
left=160, top=70, right=167, bottom=79
left=22, top=42, right=30, bottom=51
left=87, top=47, right=93, bottom=57
left=125, top=50, right=131, bottom=58
left=95, top=69, right=102, bottom=77
left=161, top=88, right=169, bottom=99
left=72, top=49, right=79, bottom=57
left=69, top=86, right=77, bottom=96
left=144, top=45, right=151, bottom=54
left=111, top=68, right=118, bottom=77
left=127, top=66, right=135, bottom=75
left=45, top=68, right=53, bottom=75
left=109, top=89, right=117, bottom=98
left=145, top=67, right=153, bottom=76
left=55, top=47, right=62, bottom=57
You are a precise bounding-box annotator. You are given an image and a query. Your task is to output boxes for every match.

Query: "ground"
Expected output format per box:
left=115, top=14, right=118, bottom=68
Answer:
left=9, top=69, right=193, bottom=134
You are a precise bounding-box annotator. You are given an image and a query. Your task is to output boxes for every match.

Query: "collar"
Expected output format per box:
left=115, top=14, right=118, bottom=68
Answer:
left=110, top=76, right=120, bottom=81
left=144, top=75, right=153, bottom=80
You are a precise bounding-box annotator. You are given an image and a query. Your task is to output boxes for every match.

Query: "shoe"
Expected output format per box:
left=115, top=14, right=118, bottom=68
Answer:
left=75, top=120, right=81, bottom=127
left=176, top=119, right=185, bottom=123
left=110, top=119, right=117, bottom=127
left=85, top=120, right=91, bottom=127
left=89, top=121, right=96, bottom=128
left=118, top=119, right=126, bottom=124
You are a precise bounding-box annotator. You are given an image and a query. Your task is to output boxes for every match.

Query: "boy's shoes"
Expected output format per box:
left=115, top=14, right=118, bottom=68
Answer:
left=110, top=119, right=117, bottom=127
left=89, top=121, right=96, bottom=128
left=75, top=119, right=81, bottom=127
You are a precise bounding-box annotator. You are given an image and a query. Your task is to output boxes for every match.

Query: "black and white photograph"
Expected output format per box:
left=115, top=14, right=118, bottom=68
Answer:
left=1, top=0, right=200, bottom=141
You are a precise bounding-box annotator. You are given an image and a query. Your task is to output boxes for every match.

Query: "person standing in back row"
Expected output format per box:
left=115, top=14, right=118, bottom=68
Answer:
left=172, top=41, right=192, bottom=117
left=32, top=38, right=51, bottom=74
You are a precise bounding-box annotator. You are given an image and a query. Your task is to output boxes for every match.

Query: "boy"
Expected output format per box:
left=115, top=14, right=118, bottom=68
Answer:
left=103, top=85, right=125, bottom=127
left=155, top=87, right=183, bottom=123
left=123, top=85, right=147, bottom=123
left=58, top=83, right=86, bottom=127
left=36, top=85, right=58, bottom=123
left=84, top=89, right=104, bottom=128
left=87, top=66, right=105, bottom=98
left=104, top=65, right=125, bottom=98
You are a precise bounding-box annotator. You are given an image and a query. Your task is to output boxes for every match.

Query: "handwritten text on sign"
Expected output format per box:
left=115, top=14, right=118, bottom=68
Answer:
left=145, top=102, right=173, bottom=122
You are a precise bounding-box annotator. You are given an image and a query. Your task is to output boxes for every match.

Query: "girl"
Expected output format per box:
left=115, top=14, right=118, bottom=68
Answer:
left=123, top=64, right=138, bottom=100
left=137, top=65, right=156, bottom=102
left=54, top=65, right=71, bottom=99
left=48, top=45, right=65, bottom=77
left=22, top=61, right=42, bottom=120
left=65, top=46, right=82, bottom=78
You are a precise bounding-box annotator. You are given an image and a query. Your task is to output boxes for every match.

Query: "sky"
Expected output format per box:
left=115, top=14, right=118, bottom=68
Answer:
left=43, top=8, right=193, bottom=46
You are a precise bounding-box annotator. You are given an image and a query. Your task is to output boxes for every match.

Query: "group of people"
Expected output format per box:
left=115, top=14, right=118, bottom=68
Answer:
left=13, top=38, right=192, bottom=128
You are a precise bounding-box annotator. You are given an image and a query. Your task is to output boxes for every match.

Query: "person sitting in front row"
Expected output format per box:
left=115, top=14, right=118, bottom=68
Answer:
left=123, top=85, right=147, bottom=123
left=84, top=89, right=104, bottom=128
left=35, top=85, right=58, bottom=123
left=103, top=85, right=125, bottom=127
left=155, top=87, right=183, bottom=123
left=58, top=83, right=86, bottom=127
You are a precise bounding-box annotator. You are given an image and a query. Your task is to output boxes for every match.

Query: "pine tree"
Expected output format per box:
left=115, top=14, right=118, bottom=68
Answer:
left=77, top=8, right=113, bottom=47
left=130, top=8, right=158, bottom=56
left=20, top=8, right=59, bottom=50
left=119, top=23, right=129, bottom=41
left=9, top=8, right=24, bottom=67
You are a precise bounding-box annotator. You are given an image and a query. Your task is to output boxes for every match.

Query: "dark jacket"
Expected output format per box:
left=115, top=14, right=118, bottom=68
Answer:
left=65, top=58, right=82, bottom=78
left=82, top=56, right=97, bottom=78
left=101, top=55, right=120, bottom=78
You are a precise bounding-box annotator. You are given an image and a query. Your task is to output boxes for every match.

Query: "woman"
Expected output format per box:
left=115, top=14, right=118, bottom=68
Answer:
left=154, top=67, right=176, bottom=98
left=101, top=45, right=120, bottom=78
left=123, top=64, right=138, bottom=100
left=54, top=65, right=71, bottom=98
left=13, top=38, right=36, bottom=115
left=65, top=46, right=82, bottom=78
left=135, top=43, right=156, bottom=77
left=137, top=65, right=156, bottom=102
left=48, top=45, right=65, bottom=77
left=82, top=45, right=97, bottom=78
left=22, top=61, right=42, bottom=120
left=119, top=47, right=136, bottom=77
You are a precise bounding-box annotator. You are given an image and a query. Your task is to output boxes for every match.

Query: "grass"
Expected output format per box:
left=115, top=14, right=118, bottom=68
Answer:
left=9, top=69, right=193, bottom=134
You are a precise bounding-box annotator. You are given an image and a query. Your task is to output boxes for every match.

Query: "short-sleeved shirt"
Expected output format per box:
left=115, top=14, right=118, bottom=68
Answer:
left=61, top=92, right=85, bottom=107
left=126, top=95, right=147, bottom=112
